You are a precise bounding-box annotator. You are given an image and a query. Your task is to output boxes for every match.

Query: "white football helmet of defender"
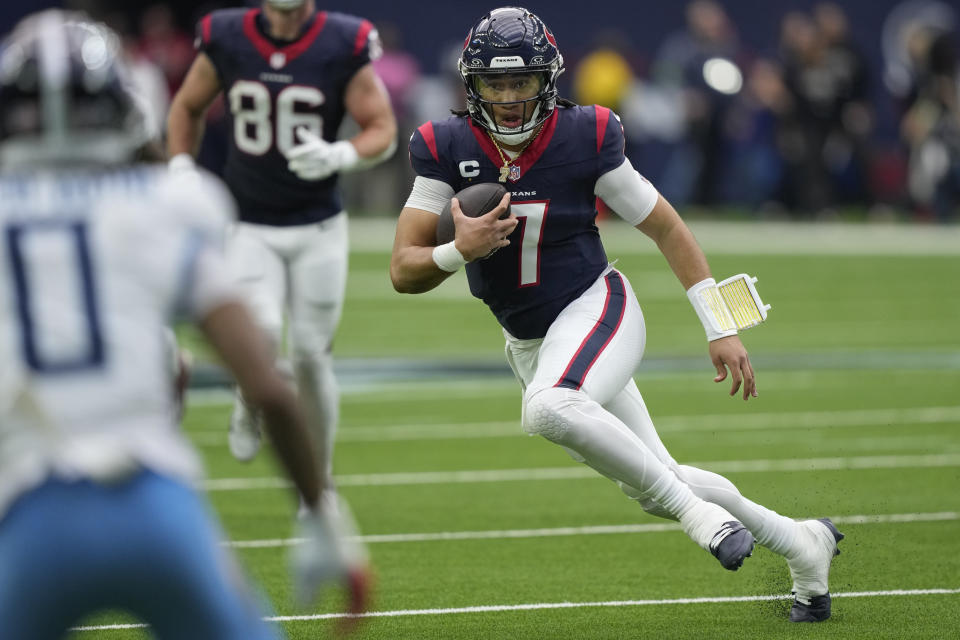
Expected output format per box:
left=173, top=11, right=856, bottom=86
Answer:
left=0, top=11, right=151, bottom=169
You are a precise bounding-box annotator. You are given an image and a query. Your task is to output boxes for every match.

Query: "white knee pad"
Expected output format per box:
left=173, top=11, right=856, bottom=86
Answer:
left=522, top=386, right=580, bottom=443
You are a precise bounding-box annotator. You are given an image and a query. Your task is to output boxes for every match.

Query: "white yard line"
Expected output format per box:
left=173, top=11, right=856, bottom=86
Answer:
left=70, top=587, right=960, bottom=630
left=202, top=453, right=960, bottom=492
left=346, top=218, right=960, bottom=256
left=227, top=511, right=959, bottom=549
left=186, top=405, right=960, bottom=445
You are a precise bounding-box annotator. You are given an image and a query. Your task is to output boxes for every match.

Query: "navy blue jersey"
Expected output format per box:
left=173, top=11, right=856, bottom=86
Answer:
left=409, top=105, right=626, bottom=339
left=198, top=8, right=378, bottom=225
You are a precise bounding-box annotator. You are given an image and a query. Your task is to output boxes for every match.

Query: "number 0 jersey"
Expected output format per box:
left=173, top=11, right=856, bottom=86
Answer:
left=0, top=167, right=239, bottom=517
left=409, top=105, right=627, bottom=339
left=198, top=8, right=380, bottom=226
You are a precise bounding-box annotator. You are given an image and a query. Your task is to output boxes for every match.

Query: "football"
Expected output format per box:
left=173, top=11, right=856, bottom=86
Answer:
left=435, top=182, right=510, bottom=245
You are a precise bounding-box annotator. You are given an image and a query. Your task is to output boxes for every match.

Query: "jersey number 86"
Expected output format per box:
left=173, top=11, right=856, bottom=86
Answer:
left=228, top=81, right=324, bottom=156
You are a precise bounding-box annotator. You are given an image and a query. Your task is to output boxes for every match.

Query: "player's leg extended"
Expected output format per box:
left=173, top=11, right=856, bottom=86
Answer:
left=605, top=362, right=844, bottom=619
left=0, top=471, right=277, bottom=640
left=516, top=269, right=754, bottom=570
left=224, top=223, right=287, bottom=461
left=288, top=212, right=348, bottom=488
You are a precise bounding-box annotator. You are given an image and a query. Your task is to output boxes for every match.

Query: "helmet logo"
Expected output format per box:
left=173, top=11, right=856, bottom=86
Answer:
left=489, top=56, right=524, bottom=68
left=529, top=56, right=544, bottom=65
left=270, top=52, right=286, bottom=69
left=470, top=58, right=483, bottom=67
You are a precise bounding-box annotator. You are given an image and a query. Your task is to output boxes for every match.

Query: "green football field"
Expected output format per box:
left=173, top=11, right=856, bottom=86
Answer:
left=70, top=220, right=960, bottom=639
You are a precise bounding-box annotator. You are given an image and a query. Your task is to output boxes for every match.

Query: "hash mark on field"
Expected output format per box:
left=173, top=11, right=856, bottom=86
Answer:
left=203, top=453, right=960, bottom=491
left=227, top=511, right=958, bottom=549
left=70, top=588, right=960, bottom=630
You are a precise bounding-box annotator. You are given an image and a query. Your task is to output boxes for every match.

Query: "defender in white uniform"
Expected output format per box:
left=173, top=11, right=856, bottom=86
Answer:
left=0, top=12, right=368, bottom=639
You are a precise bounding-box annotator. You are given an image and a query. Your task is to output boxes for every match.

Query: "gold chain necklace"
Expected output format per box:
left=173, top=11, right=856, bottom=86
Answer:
left=488, top=125, right=541, bottom=183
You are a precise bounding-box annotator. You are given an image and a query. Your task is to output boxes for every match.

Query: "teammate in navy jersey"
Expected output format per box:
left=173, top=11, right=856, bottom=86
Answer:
left=391, top=7, right=843, bottom=623
left=167, top=0, right=397, bottom=482
left=0, top=11, right=368, bottom=638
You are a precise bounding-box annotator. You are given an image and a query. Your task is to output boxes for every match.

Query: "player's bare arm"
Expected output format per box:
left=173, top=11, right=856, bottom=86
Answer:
left=166, top=53, right=221, bottom=158
left=637, top=196, right=757, bottom=401
left=343, top=63, right=398, bottom=161
left=200, top=301, right=321, bottom=507
left=391, top=193, right=516, bottom=294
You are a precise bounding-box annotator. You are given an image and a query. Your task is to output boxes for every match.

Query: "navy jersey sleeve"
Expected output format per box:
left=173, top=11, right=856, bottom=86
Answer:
left=327, top=13, right=382, bottom=82
left=595, top=106, right=627, bottom=177
left=409, top=121, right=456, bottom=187
left=193, top=11, right=234, bottom=83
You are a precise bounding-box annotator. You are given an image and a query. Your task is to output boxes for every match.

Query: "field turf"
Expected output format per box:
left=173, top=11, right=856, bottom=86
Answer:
left=69, top=220, right=960, bottom=639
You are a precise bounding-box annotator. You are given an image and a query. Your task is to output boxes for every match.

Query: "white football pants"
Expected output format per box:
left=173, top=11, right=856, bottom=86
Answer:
left=506, top=267, right=800, bottom=557
left=226, top=213, right=347, bottom=485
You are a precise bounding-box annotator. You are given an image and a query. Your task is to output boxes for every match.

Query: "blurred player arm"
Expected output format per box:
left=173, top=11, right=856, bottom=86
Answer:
left=199, top=301, right=320, bottom=506
left=166, top=53, right=221, bottom=161
left=200, top=300, right=370, bottom=616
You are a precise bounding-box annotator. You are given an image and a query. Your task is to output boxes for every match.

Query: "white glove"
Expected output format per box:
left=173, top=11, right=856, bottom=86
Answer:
left=292, top=491, right=371, bottom=622
left=285, top=127, right=359, bottom=181
left=167, top=153, right=197, bottom=173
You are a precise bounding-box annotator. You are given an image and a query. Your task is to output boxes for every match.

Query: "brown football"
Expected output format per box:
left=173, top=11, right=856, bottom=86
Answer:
left=435, top=182, right=510, bottom=245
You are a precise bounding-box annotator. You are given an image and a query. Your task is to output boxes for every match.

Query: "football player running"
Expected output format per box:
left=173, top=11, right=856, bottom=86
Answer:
left=391, top=7, right=843, bottom=623
left=167, top=0, right=398, bottom=487
left=0, top=11, right=368, bottom=639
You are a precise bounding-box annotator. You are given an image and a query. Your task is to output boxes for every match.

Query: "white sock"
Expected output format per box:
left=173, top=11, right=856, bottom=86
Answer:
left=675, top=464, right=799, bottom=556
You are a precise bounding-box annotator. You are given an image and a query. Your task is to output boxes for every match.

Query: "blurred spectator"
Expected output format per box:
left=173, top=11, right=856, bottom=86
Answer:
left=814, top=2, right=874, bottom=206
left=882, top=0, right=956, bottom=111
left=652, top=0, right=749, bottom=207
left=137, top=4, right=194, bottom=95
left=372, top=22, right=421, bottom=123
left=573, top=45, right=635, bottom=112
left=900, top=24, right=960, bottom=221
left=777, top=11, right=851, bottom=214
left=723, top=58, right=790, bottom=209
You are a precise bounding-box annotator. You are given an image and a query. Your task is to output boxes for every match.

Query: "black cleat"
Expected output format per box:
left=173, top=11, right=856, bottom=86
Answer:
left=790, top=594, right=833, bottom=622
left=788, top=518, right=845, bottom=622
left=709, top=521, right=755, bottom=571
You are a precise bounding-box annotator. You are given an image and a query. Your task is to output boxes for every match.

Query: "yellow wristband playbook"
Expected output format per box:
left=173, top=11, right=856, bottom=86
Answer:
left=687, top=274, right=771, bottom=341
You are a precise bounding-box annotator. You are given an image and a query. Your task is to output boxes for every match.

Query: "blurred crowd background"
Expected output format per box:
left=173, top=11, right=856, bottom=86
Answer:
left=2, top=0, right=959, bottom=222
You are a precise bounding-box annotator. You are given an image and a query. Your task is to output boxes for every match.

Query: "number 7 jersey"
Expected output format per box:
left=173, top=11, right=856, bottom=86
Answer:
left=409, top=105, right=627, bottom=339
left=197, top=8, right=380, bottom=226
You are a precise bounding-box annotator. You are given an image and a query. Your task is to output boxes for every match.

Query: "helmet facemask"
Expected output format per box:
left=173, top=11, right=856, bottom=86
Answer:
left=458, top=8, right=564, bottom=146
left=463, top=69, right=557, bottom=146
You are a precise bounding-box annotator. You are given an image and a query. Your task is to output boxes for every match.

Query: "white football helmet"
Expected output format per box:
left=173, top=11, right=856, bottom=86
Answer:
left=0, top=10, right=151, bottom=168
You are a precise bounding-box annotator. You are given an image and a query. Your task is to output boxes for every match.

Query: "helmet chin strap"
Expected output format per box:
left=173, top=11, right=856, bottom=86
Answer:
left=483, top=103, right=542, bottom=146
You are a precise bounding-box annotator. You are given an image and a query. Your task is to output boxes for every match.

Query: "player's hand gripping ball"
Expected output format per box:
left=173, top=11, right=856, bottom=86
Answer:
left=436, top=183, right=511, bottom=257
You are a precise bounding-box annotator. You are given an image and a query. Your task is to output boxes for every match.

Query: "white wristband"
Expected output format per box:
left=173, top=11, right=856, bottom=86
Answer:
left=168, top=152, right=196, bottom=173
left=686, top=278, right=738, bottom=341
left=432, top=241, right=467, bottom=272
